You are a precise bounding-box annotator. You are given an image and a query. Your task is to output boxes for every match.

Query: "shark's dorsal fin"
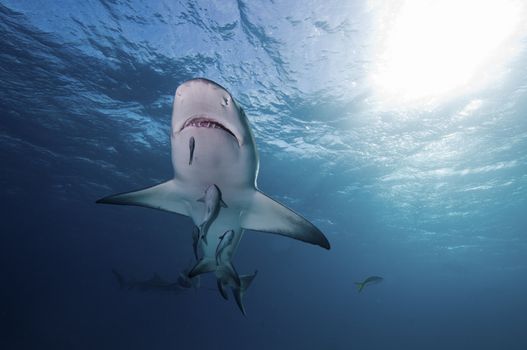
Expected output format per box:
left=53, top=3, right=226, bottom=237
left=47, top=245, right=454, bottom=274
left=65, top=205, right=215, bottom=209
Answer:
left=96, top=180, right=189, bottom=216
left=241, top=191, right=330, bottom=249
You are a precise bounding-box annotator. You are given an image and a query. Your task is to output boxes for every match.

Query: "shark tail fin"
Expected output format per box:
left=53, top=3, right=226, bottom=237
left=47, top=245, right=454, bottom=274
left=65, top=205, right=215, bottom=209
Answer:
left=96, top=180, right=188, bottom=216
left=188, top=258, right=216, bottom=278
left=232, top=270, right=258, bottom=316
left=112, top=269, right=126, bottom=289
left=355, top=282, right=365, bottom=293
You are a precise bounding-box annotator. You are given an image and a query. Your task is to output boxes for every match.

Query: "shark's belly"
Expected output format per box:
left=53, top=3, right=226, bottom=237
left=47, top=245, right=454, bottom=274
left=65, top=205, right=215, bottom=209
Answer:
left=172, top=127, right=255, bottom=190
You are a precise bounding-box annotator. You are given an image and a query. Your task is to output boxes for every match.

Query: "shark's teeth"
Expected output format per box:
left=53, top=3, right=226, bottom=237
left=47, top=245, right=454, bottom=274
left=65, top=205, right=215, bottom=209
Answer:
left=184, top=119, right=224, bottom=130
left=182, top=117, right=237, bottom=141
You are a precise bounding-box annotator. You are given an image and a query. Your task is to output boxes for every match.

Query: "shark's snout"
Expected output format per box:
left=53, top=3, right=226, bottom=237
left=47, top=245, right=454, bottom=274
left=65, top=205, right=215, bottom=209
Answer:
left=175, top=78, right=232, bottom=103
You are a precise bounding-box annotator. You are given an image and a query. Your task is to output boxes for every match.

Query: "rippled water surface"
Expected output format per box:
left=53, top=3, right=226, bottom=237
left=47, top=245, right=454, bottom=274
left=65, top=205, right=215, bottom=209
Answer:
left=1, top=1, right=527, bottom=349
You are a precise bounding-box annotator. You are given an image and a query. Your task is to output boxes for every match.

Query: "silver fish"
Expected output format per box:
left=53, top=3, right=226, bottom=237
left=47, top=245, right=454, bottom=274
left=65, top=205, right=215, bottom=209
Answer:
left=197, top=184, right=227, bottom=244
left=189, top=136, right=195, bottom=165
left=191, top=225, right=200, bottom=260
left=355, top=276, right=383, bottom=293
left=215, top=229, right=235, bottom=265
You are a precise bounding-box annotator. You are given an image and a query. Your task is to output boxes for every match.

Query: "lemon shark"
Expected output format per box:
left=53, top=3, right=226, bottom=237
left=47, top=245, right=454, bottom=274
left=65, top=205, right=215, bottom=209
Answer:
left=97, top=78, right=330, bottom=314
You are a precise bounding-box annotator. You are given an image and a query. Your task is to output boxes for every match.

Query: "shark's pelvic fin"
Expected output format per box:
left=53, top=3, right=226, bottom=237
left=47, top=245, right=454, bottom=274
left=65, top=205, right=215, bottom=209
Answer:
left=232, top=270, right=258, bottom=316
left=241, top=191, right=330, bottom=249
left=96, top=180, right=189, bottom=216
left=188, top=258, right=216, bottom=278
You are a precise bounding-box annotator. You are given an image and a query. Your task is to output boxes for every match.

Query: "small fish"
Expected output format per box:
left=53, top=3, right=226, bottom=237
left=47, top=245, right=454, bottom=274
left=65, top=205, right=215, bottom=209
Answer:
left=215, top=230, right=235, bottom=265
left=188, top=257, right=216, bottom=278
left=232, top=270, right=258, bottom=316
left=188, top=136, right=195, bottom=165
left=177, top=272, right=193, bottom=289
left=197, top=184, right=227, bottom=244
left=180, top=260, right=202, bottom=291
left=215, top=230, right=240, bottom=289
left=355, top=276, right=383, bottom=293
left=191, top=225, right=200, bottom=260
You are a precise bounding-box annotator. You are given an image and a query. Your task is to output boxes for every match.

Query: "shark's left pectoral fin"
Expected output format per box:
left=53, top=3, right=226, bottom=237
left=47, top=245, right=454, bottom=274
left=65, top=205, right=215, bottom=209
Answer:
left=241, top=191, right=330, bottom=249
left=96, top=180, right=189, bottom=216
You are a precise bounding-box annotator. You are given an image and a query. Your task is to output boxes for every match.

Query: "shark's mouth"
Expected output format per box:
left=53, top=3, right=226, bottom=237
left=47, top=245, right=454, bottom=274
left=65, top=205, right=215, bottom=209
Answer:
left=181, top=116, right=238, bottom=143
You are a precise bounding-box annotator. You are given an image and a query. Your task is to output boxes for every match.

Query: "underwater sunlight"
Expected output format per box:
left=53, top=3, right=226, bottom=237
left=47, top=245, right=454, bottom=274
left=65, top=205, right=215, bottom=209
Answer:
left=370, top=0, right=525, bottom=108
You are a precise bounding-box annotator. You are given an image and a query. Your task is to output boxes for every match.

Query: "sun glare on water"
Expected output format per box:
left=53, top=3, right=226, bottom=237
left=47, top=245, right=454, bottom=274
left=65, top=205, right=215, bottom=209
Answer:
left=370, top=0, right=525, bottom=108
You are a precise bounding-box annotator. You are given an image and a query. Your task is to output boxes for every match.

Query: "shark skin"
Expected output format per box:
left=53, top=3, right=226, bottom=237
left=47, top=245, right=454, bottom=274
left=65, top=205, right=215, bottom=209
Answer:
left=97, top=78, right=330, bottom=314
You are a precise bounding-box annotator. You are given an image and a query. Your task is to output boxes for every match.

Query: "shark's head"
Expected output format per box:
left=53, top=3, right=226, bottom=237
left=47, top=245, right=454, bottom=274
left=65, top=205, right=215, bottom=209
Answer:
left=172, top=78, right=253, bottom=147
left=170, top=78, right=259, bottom=190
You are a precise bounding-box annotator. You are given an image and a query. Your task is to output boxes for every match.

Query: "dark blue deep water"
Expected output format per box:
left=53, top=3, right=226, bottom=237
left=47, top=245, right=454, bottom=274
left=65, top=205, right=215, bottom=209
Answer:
left=1, top=1, right=527, bottom=349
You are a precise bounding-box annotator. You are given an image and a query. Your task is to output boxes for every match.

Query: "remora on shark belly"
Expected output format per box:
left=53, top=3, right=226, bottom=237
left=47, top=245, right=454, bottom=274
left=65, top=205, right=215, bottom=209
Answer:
left=96, top=78, right=330, bottom=314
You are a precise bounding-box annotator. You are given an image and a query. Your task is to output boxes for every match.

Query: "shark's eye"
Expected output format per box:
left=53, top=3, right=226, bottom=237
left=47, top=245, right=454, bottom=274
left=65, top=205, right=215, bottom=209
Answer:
left=222, top=96, right=230, bottom=107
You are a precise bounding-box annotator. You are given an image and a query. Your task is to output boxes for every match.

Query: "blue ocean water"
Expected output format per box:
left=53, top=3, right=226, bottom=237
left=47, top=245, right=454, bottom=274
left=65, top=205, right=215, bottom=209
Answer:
left=1, top=1, right=526, bottom=349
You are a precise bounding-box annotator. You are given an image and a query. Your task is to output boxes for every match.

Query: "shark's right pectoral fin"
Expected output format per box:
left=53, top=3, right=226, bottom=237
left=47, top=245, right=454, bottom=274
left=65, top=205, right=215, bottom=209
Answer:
left=96, top=180, right=189, bottom=216
left=240, top=191, right=330, bottom=249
